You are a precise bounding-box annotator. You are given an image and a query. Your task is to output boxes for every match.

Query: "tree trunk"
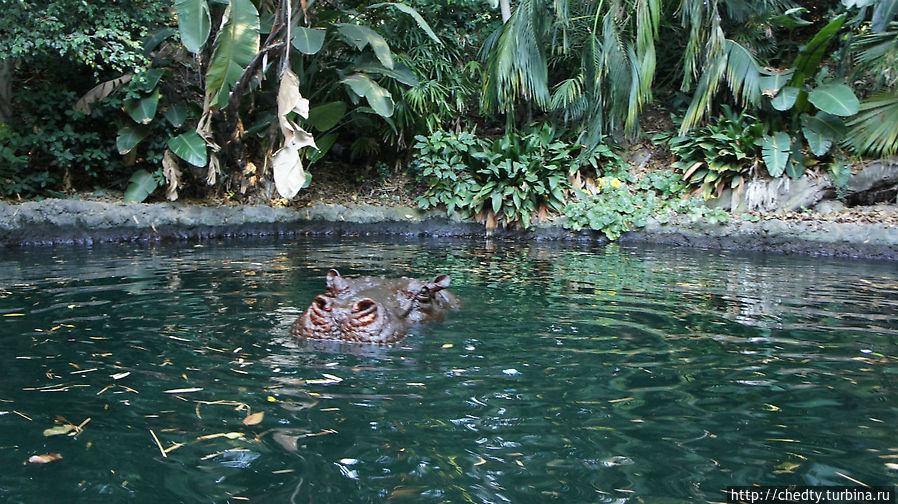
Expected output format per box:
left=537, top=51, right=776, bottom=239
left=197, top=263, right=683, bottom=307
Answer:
left=0, top=59, right=13, bottom=124
left=499, top=0, right=511, bottom=23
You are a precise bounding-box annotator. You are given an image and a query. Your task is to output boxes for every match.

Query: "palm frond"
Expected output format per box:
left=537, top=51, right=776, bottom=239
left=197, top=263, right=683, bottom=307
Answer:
left=679, top=39, right=762, bottom=135
left=844, top=91, right=898, bottom=157
left=480, top=0, right=550, bottom=113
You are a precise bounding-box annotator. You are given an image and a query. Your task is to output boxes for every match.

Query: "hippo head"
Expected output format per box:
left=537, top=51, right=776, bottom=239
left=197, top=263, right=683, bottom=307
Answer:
left=292, top=269, right=458, bottom=344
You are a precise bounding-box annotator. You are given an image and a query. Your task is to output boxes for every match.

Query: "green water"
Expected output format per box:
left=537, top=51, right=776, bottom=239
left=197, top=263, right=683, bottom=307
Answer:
left=1, top=238, right=896, bottom=503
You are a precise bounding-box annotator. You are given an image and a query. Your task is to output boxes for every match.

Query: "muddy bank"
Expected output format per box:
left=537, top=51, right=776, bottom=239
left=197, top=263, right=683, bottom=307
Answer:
left=1, top=199, right=896, bottom=260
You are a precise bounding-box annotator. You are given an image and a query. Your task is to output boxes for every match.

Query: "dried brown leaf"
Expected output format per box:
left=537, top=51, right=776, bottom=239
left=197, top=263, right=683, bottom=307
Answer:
left=28, top=453, right=63, bottom=464
left=243, top=411, right=265, bottom=426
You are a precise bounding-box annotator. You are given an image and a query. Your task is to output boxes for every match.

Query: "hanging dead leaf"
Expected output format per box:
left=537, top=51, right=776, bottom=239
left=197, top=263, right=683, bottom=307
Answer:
left=76, top=74, right=133, bottom=114
left=28, top=453, right=63, bottom=464
left=206, top=152, right=221, bottom=186
left=162, top=149, right=182, bottom=201
left=243, top=411, right=264, bottom=426
left=271, top=142, right=305, bottom=199
left=277, top=70, right=309, bottom=119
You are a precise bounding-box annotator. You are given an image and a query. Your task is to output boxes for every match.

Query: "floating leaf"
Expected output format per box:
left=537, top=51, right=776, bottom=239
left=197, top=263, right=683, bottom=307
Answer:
left=28, top=453, right=63, bottom=464
left=243, top=411, right=264, bottom=426
left=43, top=424, right=75, bottom=437
left=196, top=432, right=244, bottom=440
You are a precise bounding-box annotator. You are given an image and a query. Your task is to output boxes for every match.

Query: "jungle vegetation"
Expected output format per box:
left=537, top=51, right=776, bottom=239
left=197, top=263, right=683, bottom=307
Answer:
left=1, top=0, right=896, bottom=234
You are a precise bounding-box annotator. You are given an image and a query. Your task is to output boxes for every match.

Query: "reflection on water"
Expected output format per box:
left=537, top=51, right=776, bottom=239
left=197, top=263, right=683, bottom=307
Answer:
left=1, top=238, right=896, bottom=503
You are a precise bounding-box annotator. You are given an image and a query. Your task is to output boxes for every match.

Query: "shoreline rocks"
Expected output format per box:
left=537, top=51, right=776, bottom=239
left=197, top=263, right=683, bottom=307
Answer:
left=1, top=199, right=896, bottom=261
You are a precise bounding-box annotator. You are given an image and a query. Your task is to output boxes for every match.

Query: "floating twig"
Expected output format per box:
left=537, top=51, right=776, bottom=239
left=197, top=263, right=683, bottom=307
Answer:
left=149, top=429, right=167, bottom=458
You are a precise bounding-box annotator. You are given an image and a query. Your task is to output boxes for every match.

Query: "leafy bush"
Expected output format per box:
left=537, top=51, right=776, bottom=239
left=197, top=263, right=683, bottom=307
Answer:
left=655, top=105, right=765, bottom=198
left=563, top=170, right=728, bottom=240
left=412, top=124, right=601, bottom=228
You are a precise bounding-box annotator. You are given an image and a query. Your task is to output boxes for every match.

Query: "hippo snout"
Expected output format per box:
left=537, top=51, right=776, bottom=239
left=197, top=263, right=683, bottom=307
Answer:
left=292, top=269, right=458, bottom=344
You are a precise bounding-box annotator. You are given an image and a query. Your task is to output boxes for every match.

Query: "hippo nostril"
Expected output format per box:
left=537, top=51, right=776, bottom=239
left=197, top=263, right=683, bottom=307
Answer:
left=313, top=295, right=331, bottom=311
left=352, top=298, right=377, bottom=314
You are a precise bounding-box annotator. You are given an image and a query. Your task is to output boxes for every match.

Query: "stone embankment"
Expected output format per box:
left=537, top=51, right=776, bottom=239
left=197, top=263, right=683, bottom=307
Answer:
left=1, top=197, right=896, bottom=260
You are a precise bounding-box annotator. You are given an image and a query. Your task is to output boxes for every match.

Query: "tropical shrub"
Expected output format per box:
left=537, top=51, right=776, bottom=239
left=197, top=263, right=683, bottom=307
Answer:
left=563, top=170, right=728, bottom=240
left=655, top=106, right=765, bottom=198
left=412, top=124, right=608, bottom=228
left=0, top=0, right=171, bottom=197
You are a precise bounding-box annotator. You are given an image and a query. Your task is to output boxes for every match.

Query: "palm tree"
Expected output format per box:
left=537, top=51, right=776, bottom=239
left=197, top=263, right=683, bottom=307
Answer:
left=480, top=0, right=660, bottom=143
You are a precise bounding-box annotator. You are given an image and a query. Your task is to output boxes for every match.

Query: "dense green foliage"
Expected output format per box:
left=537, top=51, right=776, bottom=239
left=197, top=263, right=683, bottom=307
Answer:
left=1, top=0, right=896, bottom=235
left=412, top=125, right=593, bottom=227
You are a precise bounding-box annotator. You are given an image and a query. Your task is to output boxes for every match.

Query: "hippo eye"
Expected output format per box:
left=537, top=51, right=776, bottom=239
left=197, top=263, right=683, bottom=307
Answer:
left=415, top=287, right=432, bottom=302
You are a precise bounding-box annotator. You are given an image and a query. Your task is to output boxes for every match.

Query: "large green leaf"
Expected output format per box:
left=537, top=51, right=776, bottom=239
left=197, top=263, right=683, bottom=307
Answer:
left=168, top=131, right=208, bottom=167
left=353, top=57, right=418, bottom=86
left=760, top=132, right=792, bottom=177
left=336, top=24, right=393, bottom=70
left=789, top=14, right=847, bottom=88
left=308, top=132, right=338, bottom=163
left=292, top=27, right=325, bottom=55
left=759, top=70, right=794, bottom=95
left=368, top=2, right=442, bottom=45
left=808, top=83, right=860, bottom=116
left=116, top=124, right=150, bottom=154
left=124, top=169, right=159, bottom=203
left=132, top=69, right=165, bottom=93
left=770, top=86, right=800, bottom=111
left=164, top=102, right=188, bottom=127
left=802, top=112, right=846, bottom=156
left=206, top=0, right=260, bottom=108
left=124, top=89, right=161, bottom=124
left=341, top=73, right=394, bottom=117
left=771, top=7, right=813, bottom=28
left=307, top=101, right=347, bottom=131
left=175, top=0, right=211, bottom=53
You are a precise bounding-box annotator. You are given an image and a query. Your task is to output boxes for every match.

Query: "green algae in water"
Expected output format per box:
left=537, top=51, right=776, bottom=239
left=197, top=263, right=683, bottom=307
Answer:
left=1, top=238, right=897, bottom=503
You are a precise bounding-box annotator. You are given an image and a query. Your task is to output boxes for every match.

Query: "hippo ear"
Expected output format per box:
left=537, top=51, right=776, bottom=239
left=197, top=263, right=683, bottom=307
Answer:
left=428, top=274, right=450, bottom=291
left=326, top=269, right=349, bottom=294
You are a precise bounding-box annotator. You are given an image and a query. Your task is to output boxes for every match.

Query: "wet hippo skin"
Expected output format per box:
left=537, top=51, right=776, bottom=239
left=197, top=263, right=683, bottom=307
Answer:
left=292, top=269, right=459, bottom=343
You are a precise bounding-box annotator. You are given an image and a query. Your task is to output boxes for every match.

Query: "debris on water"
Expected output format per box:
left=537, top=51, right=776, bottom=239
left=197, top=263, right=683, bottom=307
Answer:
left=28, top=452, right=63, bottom=464
left=502, top=368, right=519, bottom=375
left=163, top=387, right=204, bottom=394
left=243, top=411, right=264, bottom=426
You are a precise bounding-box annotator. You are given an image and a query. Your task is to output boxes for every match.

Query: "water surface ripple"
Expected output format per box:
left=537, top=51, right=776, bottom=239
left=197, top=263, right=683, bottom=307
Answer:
left=1, top=238, right=896, bottom=503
